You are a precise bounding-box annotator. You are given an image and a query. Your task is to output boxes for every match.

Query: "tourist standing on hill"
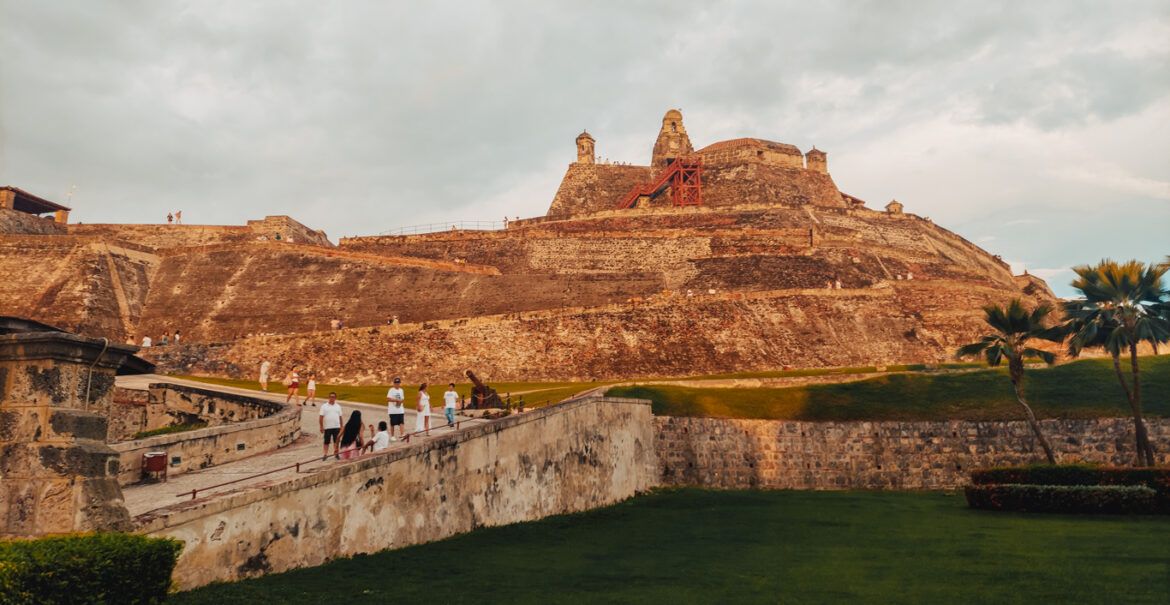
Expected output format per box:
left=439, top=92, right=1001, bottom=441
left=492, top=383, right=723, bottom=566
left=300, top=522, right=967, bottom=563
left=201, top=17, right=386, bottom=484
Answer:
left=174, top=210, right=182, bottom=224
left=416, top=383, right=431, bottom=433
left=339, top=410, right=364, bottom=460
left=386, top=377, right=406, bottom=441
left=286, top=369, right=301, bottom=405
left=305, top=373, right=318, bottom=407
left=167, top=212, right=173, bottom=224
left=141, top=335, right=152, bottom=348
left=159, top=334, right=169, bottom=346
left=444, top=383, right=459, bottom=428
left=173, top=330, right=181, bottom=345
left=319, top=393, right=343, bottom=461
left=259, top=360, right=271, bottom=391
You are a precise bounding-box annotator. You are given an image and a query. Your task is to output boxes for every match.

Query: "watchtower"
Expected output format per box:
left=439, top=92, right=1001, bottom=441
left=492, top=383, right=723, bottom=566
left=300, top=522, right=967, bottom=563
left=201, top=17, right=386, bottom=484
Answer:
left=575, top=131, right=596, bottom=164
left=651, top=109, right=694, bottom=167
left=805, top=147, right=828, bottom=174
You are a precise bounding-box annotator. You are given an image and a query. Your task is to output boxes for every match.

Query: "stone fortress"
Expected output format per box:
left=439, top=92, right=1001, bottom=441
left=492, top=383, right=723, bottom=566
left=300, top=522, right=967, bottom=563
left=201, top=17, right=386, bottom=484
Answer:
left=1, top=110, right=1055, bottom=383
left=4, top=111, right=1157, bottom=592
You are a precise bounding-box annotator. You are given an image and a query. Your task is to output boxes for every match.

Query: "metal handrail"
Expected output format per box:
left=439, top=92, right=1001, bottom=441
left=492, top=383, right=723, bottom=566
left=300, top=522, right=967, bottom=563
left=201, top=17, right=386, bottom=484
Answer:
left=174, top=399, right=546, bottom=501
left=378, top=220, right=506, bottom=237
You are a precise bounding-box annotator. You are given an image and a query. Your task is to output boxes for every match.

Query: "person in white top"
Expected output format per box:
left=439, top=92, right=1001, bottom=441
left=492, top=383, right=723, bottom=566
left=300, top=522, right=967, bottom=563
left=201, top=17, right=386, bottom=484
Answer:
left=416, top=383, right=431, bottom=433
left=444, top=383, right=460, bottom=428
left=386, top=377, right=406, bottom=441
left=371, top=421, right=390, bottom=452
left=259, top=360, right=271, bottom=391
left=305, top=373, right=318, bottom=407
left=318, top=393, right=344, bottom=461
left=140, top=335, right=152, bottom=348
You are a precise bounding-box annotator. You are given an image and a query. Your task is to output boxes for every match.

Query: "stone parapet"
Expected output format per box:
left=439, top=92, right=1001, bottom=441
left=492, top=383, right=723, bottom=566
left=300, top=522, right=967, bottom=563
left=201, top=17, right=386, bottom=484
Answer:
left=654, top=416, right=1170, bottom=490
left=109, top=384, right=300, bottom=486
left=0, top=331, right=137, bottom=536
left=137, top=396, right=655, bottom=589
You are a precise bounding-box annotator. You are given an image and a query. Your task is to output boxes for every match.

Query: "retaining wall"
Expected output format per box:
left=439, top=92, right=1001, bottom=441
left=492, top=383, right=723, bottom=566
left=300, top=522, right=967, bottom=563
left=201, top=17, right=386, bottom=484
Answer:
left=110, top=384, right=300, bottom=485
left=138, top=397, right=655, bottom=589
left=654, top=416, right=1170, bottom=490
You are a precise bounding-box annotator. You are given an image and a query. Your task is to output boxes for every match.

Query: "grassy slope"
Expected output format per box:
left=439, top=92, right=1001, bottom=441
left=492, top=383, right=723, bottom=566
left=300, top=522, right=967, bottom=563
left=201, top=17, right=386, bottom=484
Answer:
left=608, top=355, right=1170, bottom=420
left=177, top=375, right=605, bottom=407
left=170, top=489, right=1170, bottom=605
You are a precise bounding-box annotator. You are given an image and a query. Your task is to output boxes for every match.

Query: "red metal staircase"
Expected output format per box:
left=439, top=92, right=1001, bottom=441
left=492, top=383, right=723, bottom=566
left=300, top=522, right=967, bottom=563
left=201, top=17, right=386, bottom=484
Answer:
left=616, top=156, right=703, bottom=209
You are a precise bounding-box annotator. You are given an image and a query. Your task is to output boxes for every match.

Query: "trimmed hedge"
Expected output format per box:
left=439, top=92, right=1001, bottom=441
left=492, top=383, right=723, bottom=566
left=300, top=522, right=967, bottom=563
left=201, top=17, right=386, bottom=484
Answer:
left=970, top=465, right=1170, bottom=511
left=965, top=484, right=1159, bottom=514
left=0, top=533, right=182, bottom=605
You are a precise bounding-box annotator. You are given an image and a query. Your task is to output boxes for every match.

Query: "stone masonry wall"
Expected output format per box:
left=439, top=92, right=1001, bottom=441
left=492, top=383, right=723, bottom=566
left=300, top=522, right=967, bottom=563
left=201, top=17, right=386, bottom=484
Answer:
left=106, top=383, right=285, bottom=443
left=137, top=397, right=656, bottom=589
left=654, top=416, right=1170, bottom=490
left=0, top=208, right=67, bottom=235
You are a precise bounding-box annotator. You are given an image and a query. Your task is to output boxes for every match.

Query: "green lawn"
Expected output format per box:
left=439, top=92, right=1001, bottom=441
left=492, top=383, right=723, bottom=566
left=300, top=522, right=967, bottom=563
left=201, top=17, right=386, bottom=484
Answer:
left=608, top=355, right=1170, bottom=421
left=169, top=489, right=1170, bottom=604
left=177, top=375, right=605, bottom=407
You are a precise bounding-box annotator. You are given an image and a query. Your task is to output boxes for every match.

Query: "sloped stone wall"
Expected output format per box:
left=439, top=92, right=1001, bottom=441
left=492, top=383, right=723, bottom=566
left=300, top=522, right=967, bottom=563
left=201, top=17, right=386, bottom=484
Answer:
left=138, top=397, right=655, bottom=589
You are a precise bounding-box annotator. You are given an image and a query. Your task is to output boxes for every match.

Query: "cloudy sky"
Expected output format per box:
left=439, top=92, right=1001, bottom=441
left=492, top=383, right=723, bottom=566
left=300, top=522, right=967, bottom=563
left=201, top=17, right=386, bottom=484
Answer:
left=2, top=1, right=1168, bottom=296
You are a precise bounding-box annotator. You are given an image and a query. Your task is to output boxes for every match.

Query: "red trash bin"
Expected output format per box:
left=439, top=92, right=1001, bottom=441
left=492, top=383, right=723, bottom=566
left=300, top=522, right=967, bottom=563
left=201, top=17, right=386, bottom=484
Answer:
left=143, top=451, right=168, bottom=482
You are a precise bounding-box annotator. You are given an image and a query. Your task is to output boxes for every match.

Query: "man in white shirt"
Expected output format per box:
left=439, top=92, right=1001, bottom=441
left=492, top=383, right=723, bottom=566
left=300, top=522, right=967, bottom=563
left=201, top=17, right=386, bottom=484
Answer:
left=259, top=360, right=271, bottom=391
left=386, top=377, right=406, bottom=441
left=372, top=421, right=390, bottom=452
left=140, top=335, right=152, bottom=348
left=444, top=383, right=460, bottom=428
left=319, top=392, right=344, bottom=461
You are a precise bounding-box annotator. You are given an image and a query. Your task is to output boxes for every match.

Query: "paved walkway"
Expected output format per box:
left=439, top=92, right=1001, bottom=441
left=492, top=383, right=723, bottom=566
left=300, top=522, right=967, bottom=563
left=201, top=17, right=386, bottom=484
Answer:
left=116, top=375, right=488, bottom=516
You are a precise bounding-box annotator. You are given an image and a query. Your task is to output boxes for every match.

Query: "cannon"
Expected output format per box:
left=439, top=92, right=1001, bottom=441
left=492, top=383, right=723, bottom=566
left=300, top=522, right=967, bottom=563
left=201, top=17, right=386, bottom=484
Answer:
left=464, top=369, right=504, bottom=409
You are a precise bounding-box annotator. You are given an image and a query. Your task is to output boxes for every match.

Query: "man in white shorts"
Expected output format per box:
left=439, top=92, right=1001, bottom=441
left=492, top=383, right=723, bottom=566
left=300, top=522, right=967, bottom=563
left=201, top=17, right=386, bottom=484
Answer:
left=386, top=377, right=406, bottom=441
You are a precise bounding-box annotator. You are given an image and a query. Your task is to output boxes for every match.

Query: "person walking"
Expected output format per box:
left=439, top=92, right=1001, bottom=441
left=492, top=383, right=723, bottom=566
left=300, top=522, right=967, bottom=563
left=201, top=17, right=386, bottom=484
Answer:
left=167, top=212, right=173, bottom=224
left=338, top=410, right=364, bottom=460
left=305, top=373, right=318, bottom=407
left=286, top=369, right=301, bottom=405
left=319, top=393, right=343, bottom=461
left=415, top=383, right=431, bottom=434
left=174, top=210, right=182, bottom=224
left=386, top=377, right=406, bottom=441
left=444, top=383, right=459, bottom=428
left=259, top=360, right=271, bottom=391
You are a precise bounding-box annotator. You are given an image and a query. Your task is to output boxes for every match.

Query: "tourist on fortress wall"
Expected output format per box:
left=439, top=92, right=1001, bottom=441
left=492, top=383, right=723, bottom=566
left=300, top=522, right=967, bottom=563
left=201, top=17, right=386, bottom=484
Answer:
left=286, top=369, right=301, bottom=405
left=416, top=383, right=432, bottom=433
left=339, top=410, right=365, bottom=460
left=444, top=383, right=459, bottom=427
left=305, top=373, right=318, bottom=407
left=140, top=335, right=152, bottom=348
left=159, top=334, right=168, bottom=346
left=173, top=330, right=181, bottom=345
left=175, top=210, right=182, bottom=224
left=167, top=212, right=173, bottom=224
left=259, top=360, right=271, bottom=391
left=371, top=421, right=390, bottom=452
left=319, top=393, right=343, bottom=461
left=386, top=377, right=406, bottom=440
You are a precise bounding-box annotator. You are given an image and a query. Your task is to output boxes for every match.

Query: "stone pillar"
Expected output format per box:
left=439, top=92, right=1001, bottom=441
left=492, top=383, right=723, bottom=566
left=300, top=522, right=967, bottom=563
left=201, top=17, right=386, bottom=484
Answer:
left=54, top=209, right=70, bottom=224
left=0, top=189, right=14, bottom=210
left=0, top=332, right=138, bottom=537
left=651, top=109, right=694, bottom=167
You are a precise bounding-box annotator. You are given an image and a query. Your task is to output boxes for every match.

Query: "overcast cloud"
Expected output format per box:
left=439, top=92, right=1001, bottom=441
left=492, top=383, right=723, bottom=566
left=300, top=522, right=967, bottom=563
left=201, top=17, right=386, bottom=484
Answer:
left=2, top=0, right=1168, bottom=296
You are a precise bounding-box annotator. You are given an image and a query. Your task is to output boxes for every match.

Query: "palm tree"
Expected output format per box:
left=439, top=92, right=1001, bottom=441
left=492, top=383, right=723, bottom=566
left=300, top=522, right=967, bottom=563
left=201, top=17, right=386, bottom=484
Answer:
left=1063, top=259, right=1170, bottom=466
left=957, top=299, right=1062, bottom=464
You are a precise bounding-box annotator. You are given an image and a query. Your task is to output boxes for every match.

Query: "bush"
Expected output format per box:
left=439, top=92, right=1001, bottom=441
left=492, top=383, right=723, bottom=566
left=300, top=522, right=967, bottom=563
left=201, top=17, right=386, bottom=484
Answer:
left=965, top=484, right=1159, bottom=514
left=0, top=533, right=182, bottom=605
left=970, top=465, right=1170, bottom=511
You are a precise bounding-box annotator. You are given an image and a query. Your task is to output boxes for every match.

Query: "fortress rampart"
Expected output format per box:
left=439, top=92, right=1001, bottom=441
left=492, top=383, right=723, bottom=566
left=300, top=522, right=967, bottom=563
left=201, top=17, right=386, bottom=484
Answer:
left=655, top=416, right=1170, bottom=490
left=137, top=396, right=656, bottom=589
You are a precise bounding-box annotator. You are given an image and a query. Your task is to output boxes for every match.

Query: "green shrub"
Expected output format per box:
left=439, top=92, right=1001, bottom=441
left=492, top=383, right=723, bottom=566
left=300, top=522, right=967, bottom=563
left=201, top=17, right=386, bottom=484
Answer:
left=0, top=533, right=182, bottom=605
left=133, top=421, right=208, bottom=440
left=970, top=465, right=1170, bottom=511
left=965, top=484, right=1159, bottom=514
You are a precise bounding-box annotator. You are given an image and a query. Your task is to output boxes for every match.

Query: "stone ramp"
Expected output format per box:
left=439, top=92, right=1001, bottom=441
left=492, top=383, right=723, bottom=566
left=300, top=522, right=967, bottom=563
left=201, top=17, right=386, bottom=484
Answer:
left=116, top=375, right=485, bottom=516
